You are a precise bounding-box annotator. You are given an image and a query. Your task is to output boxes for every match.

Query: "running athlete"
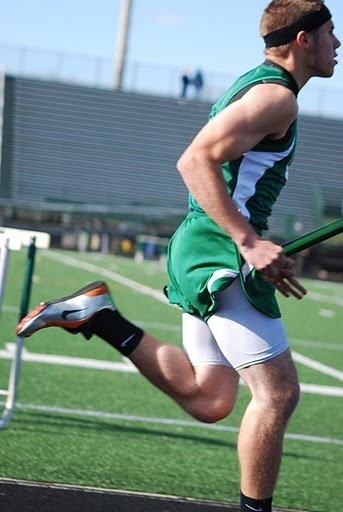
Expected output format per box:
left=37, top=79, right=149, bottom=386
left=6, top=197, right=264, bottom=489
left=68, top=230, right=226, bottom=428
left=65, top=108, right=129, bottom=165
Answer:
left=16, top=2, right=339, bottom=511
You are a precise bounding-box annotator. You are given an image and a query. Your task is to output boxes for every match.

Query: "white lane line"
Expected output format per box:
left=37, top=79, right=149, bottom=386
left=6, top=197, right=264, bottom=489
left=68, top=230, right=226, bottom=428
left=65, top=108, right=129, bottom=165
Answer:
left=307, top=291, right=343, bottom=307
left=3, top=305, right=343, bottom=350
left=0, top=343, right=137, bottom=373
left=5, top=401, right=342, bottom=446
left=0, top=343, right=342, bottom=397
left=292, top=351, right=343, bottom=381
left=3, top=308, right=343, bottom=349
left=43, top=251, right=173, bottom=306
left=1, top=305, right=19, bottom=313
left=44, top=251, right=343, bottom=308
left=318, top=309, right=336, bottom=318
left=299, top=383, right=343, bottom=397
left=135, top=321, right=181, bottom=332
left=290, top=339, right=343, bottom=351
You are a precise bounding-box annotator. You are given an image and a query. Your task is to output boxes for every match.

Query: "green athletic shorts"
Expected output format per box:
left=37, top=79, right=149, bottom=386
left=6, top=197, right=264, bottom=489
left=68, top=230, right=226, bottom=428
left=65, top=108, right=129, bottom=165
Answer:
left=165, top=212, right=281, bottom=321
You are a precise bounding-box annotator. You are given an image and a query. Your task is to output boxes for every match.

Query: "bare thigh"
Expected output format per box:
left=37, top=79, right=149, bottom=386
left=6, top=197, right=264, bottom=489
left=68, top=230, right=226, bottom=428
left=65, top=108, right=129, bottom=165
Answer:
left=182, top=312, right=240, bottom=415
left=239, top=348, right=300, bottom=408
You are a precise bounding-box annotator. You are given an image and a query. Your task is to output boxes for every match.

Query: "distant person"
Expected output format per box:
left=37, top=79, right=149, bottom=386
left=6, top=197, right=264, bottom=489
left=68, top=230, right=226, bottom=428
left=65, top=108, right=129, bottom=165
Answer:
left=180, top=69, right=190, bottom=98
left=120, top=238, right=133, bottom=255
left=144, top=240, right=155, bottom=259
left=193, top=69, right=204, bottom=99
left=17, top=2, right=339, bottom=511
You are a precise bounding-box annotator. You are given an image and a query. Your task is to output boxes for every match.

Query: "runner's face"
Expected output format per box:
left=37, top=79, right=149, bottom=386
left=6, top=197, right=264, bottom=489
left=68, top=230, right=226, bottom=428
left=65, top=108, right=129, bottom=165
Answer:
left=308, top=20, right=340, bottom=77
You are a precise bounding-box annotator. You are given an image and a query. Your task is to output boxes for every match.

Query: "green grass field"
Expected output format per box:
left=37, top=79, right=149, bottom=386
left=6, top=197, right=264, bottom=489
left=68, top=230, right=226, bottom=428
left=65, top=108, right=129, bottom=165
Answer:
left=0, top=248, right=342, bottom=512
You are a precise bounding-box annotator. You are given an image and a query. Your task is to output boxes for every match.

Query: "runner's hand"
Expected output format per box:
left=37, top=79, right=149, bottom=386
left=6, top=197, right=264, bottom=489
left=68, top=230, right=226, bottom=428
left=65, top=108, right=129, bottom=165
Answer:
left=239, top=239, right=307, bottom=299
left=268, top=257, right=307, bottom=299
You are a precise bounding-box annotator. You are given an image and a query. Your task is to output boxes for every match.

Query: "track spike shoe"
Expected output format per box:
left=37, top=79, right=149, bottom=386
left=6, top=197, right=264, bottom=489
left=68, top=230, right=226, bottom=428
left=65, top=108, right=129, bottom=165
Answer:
left=16, top=281, right=115, bottom=339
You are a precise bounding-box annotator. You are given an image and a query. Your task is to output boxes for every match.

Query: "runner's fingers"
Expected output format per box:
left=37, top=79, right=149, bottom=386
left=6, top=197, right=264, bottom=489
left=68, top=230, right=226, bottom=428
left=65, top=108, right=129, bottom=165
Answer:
left=275, top=277, right=307, bottom=299
left=275, top=280, right=293, bottom=297
left=287, top=276, right=307, bottom=295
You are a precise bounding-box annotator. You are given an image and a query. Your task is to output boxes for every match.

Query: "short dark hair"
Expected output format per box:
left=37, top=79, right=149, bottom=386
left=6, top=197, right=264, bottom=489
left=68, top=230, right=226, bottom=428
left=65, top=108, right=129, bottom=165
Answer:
left=260, top=0, right=324, bottom=36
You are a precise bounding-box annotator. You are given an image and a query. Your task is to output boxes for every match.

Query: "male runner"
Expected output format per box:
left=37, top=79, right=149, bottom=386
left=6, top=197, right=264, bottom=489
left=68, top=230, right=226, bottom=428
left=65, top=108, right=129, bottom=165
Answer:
left=16, top=2, right=340, bottom=511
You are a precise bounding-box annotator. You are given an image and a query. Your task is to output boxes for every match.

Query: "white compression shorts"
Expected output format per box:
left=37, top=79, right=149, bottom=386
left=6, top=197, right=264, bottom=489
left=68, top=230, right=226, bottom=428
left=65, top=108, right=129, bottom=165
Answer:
left=182, top=278, right=289, bottom=371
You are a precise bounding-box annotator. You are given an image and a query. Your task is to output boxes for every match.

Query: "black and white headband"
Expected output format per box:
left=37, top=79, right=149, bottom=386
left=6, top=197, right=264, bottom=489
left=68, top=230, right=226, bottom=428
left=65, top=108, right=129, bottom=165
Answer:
left=263, top=3, right=332, bottom=47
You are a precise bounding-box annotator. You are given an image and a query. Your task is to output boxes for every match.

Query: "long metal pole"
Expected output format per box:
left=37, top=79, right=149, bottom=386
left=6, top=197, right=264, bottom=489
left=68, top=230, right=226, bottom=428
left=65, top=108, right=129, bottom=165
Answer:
left=0, top=238, right=10, bottom=315
left=113, top=0, right=133, bottom=89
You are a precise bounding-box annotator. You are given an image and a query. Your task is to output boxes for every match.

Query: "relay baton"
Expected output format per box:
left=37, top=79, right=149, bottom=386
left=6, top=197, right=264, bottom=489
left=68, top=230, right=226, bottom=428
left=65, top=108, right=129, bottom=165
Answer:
left=282, top=218, right=343, bottom=256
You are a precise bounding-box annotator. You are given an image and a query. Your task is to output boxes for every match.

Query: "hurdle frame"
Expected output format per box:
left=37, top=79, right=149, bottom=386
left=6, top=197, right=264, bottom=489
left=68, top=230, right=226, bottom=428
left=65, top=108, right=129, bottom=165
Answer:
left=0, top=237, right=10, bottom=314
left=0, top=238, right=37, bottom=430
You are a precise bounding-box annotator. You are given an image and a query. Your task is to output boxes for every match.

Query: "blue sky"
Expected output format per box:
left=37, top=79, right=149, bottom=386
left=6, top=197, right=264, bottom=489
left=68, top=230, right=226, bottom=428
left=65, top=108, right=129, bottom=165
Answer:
left=1, top=0, right=343, bottom=116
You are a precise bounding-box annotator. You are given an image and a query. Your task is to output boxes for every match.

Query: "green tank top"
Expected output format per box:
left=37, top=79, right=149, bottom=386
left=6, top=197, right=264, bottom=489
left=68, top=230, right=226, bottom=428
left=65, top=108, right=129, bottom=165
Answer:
left=188, top=60, right=299, bottom=233
left=166, top=61, right=300, bottom=320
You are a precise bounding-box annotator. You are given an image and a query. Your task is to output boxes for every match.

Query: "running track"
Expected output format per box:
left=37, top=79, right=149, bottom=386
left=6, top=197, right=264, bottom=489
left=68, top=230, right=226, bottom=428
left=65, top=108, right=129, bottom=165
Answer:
left=0, top=478, right=310, bottom=512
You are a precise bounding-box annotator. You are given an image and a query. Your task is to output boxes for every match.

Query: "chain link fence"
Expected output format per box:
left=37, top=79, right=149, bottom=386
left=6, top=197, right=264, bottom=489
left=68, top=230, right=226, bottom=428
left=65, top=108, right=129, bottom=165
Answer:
left=1, top=44, right=342, bottom=118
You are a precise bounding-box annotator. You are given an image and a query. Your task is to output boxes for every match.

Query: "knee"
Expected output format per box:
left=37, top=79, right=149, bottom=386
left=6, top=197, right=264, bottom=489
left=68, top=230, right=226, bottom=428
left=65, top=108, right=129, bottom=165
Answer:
left=268, top=380, right=300, bottom=420
left=192, top=397, right=235, bottom=424
left=282, top=380, right=300, bottom=414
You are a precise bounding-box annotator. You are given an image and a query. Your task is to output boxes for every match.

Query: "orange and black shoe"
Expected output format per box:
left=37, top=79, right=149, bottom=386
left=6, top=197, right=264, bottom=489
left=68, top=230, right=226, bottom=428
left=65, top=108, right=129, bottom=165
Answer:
left=16, top=281, right=115, bottom=340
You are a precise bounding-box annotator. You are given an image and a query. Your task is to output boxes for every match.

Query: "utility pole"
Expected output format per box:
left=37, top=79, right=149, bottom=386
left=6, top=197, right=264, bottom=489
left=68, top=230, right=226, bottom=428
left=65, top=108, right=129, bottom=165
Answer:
left=113, top=0, right=133, bottom=89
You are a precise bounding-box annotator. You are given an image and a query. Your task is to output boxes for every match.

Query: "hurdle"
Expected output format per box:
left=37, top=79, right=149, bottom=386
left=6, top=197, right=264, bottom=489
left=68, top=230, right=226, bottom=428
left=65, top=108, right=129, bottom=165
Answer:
left=0, top=238, right=37, bottom=430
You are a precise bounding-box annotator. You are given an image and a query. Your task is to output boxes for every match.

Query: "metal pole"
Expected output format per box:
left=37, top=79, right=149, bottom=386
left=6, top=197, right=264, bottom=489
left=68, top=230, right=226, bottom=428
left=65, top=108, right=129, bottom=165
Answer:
left=0, top=238, right=10, bottom=315
left=113, top=0, right=133, bottom=89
